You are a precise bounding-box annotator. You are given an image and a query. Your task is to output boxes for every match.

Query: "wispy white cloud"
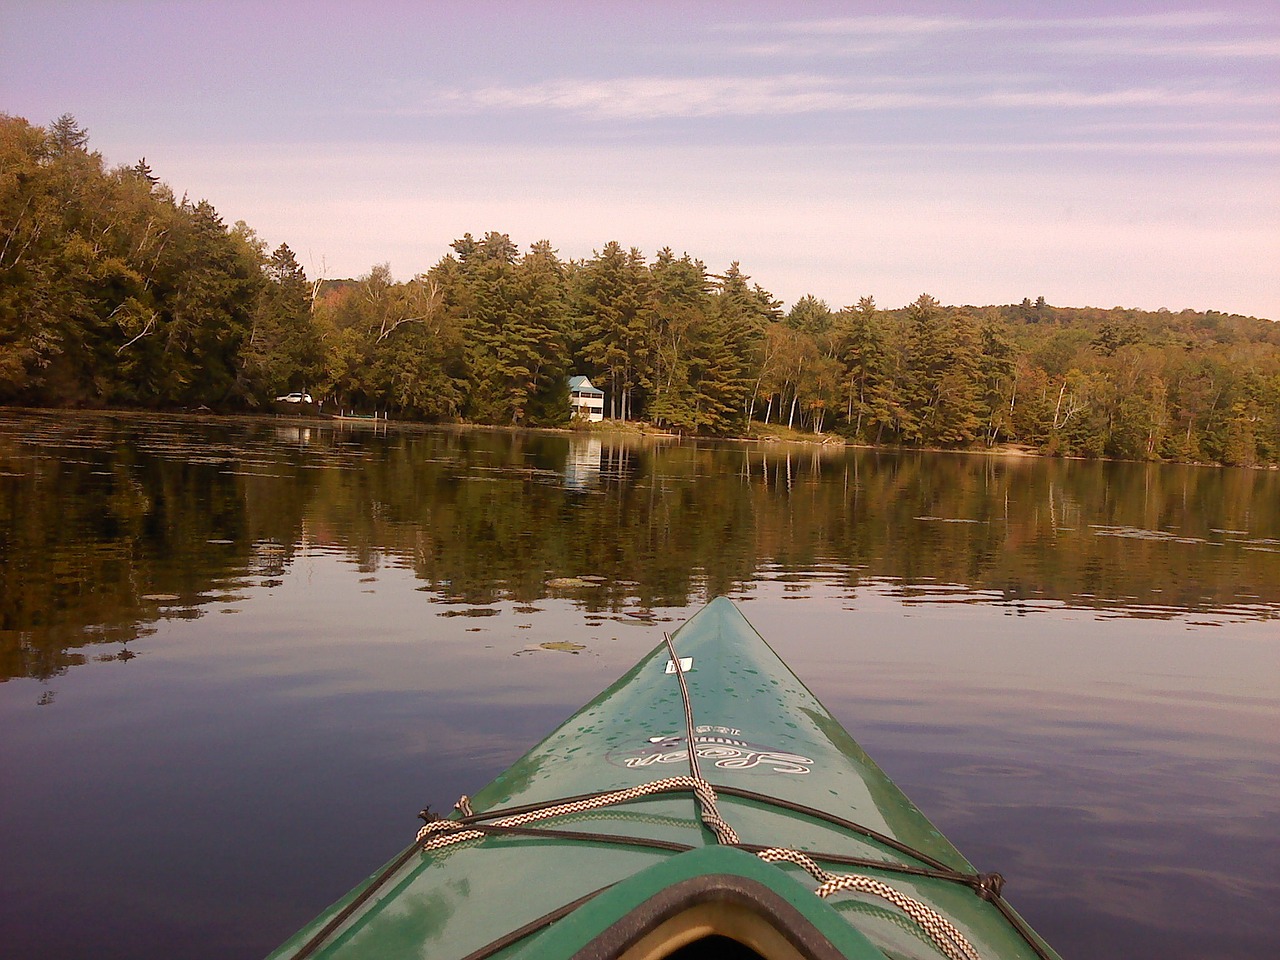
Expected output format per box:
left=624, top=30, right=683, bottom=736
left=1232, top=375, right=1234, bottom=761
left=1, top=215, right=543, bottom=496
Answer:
left=1042, top=37, right=1280, bottom=59
left=754, top=15, right=965, bottom=37
left=749, top=11, right=1233, bottom=37
left=425, top=75, right=933, bottom=119
left=718, top=11, right=1275, bottom=61
left=979, top=87, right=1276, bottom=110
left=919, top=138, right=1280, bottom=157
left=415, top=75, right=1277, bottom=121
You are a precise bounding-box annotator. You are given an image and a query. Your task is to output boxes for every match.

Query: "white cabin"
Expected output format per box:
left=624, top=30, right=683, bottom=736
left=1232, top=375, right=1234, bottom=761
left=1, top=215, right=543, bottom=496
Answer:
left=568, top=376, right=605, bottom=422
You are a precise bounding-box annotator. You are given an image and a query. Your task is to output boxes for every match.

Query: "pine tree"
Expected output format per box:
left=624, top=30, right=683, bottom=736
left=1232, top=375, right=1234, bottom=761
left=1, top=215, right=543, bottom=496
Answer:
left=901, top=295, right=983, bottom=445
left=833, top=297, right=893, bottom=440
left=574, top=242, right=651, bottom=420
left=506, top=240, right=569, bottom=424
left=977, top=311, right=1017, bottom=445
left=646, top=249, right=712, bottom=430
left=242, top=243, right=324, bottom=402
left=786, top=294, right=833, bottom=336
left=49, top=113, right=89, bottom=156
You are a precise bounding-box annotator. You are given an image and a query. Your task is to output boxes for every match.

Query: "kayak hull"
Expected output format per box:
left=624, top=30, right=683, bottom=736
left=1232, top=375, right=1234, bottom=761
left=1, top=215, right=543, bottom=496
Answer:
left=268, top=598, right=1060, bottom=960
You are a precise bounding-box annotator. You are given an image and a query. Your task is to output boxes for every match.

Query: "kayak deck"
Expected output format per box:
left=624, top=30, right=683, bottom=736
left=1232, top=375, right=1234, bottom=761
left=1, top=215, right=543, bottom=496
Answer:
left=268, top=598, right=1060, bottom=960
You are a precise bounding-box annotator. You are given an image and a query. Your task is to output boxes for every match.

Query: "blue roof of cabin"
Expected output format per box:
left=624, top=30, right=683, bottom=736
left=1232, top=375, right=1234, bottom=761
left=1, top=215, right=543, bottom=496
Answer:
left=568, top=375, right=604, bottom=396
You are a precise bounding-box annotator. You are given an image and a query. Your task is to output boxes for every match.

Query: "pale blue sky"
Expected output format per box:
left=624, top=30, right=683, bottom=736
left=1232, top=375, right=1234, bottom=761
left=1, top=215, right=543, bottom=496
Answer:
left=4, top=1, right=1278, bottom=318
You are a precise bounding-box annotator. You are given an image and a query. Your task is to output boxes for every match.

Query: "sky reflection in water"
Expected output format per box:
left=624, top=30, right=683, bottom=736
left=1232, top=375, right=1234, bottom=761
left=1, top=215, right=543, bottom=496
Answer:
left=0, top=411, right=1277, bottom=960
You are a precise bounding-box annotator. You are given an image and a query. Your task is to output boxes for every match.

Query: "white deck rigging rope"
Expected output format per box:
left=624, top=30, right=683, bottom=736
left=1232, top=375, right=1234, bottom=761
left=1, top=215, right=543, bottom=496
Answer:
left=416, top=776, right=715, bottom=851
left=415, top=634, right=984, bottom=960
left=757, top=847, right=983, bottom=960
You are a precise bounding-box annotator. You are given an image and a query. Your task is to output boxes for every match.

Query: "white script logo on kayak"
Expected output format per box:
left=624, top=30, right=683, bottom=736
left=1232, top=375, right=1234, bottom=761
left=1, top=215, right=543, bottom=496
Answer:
left=607, top=726, right=813, bottom=775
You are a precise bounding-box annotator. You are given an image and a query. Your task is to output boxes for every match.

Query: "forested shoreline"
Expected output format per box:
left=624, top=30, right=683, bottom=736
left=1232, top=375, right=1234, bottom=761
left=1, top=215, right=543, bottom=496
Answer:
left=3, top=113, right=1278, bottom=465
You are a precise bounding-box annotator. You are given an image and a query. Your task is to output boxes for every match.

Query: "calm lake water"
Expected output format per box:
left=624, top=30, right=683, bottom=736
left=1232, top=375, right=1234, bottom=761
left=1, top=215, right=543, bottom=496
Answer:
left=1, top=410, right=1278, bottom=959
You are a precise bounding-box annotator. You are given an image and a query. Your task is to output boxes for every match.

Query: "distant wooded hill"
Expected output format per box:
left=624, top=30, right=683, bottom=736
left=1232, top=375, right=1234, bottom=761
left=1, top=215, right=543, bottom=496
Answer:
left=3, top=113, right=1278, bottom=465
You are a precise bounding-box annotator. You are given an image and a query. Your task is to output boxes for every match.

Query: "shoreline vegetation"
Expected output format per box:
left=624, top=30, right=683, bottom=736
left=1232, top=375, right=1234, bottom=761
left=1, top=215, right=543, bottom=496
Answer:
left=11, top=405, right=1275, bottom=472
left=3, top=113, right=1279, bottom=467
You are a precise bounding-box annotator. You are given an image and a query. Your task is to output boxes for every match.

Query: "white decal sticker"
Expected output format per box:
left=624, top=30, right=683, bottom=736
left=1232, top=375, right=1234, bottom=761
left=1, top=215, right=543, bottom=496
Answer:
left=608, top=729, right=813, bottom=775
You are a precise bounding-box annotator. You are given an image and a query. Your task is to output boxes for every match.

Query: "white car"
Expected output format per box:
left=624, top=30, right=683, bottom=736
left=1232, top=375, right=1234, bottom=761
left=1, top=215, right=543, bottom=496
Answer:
left=276, top=392, right=313, bottom=404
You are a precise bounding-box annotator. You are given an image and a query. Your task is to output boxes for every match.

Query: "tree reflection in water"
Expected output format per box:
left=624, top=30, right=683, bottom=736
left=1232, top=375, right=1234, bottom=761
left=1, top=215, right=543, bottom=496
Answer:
left=2, top=410, right=1278, bottom=685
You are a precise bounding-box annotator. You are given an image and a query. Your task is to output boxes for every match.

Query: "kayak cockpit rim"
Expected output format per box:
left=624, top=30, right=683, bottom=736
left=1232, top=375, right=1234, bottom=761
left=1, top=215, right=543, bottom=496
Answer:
left=484, top=846, right=889, bottom=960
left=567, top=872, right=861, bottom=960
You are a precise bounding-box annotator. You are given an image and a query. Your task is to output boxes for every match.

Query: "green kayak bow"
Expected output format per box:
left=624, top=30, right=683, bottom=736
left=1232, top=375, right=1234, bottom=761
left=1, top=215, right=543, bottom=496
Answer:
left=268, top=597, right=1061, bottom=960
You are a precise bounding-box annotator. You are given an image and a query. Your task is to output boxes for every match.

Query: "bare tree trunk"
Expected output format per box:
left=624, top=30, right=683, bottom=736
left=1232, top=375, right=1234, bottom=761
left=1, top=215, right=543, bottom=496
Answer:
left=116, top=312, right=158, bottom=355
left=0, top=196, right=34, bottom=266
left=309, top=256, right=328, bottom=315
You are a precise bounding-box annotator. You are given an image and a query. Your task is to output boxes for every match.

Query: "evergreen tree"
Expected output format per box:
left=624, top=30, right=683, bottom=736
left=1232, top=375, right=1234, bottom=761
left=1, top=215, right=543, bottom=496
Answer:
left=506, top=240, right=570, bottom=424
left=645, top=249, right=712, bottom=429
left=132, top=157, right=159, bottom=187
left=242, top=243, right=324, bottom=402
left=976, top=311, right=1017, bottom=445
left=786, top=294, right=833, bottom=336
left=901, top=295, right=983, bottom=445
left=833, top=296, right=898, bottom=441
left=574, top=241, right=651, bottom=420
left=49, top=113, right=89, bottom=156
left=708, top=262, right=778, bottom=431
